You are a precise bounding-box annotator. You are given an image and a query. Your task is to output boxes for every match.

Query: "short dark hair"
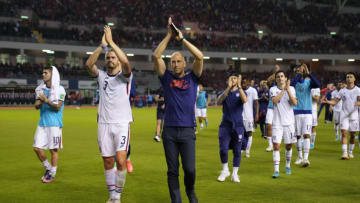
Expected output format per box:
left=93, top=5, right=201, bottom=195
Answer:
left=43, top=66, right=52, bottom=72
left=275, top=70, right=286, bottom=78
left=346, top=72, right=356, bottom=80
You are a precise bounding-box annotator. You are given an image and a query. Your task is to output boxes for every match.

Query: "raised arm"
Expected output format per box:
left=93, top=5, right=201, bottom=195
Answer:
left=267, top=65, right=280, bottom=87
left=153, top=18, right=173, bottom=77
left=217, top=77, right=234, bottom=105
left=104, top=25, right=131, bottom=76
left=286, top=80, right=297, bottom=106
left=175, top=30, right=203, bottom=77
left=85, top=35, right=108, bottom=77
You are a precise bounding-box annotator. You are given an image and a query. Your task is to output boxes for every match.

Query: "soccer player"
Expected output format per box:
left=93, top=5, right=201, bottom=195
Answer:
left=258, top=80, right=269, bottom=139
left=291, top=64, right=320, bottom=167
left=85, top=25, right=133, bottom=203
left=331, top=82, right=344, bottom=141
left=270, top=71, right=297, bottom=178
left=153, top=17, right=203, bottom=203
left=196, top=84, right=210, bottom=131
left=33, top=66, right=66, bottom=183
left=154, top=87, right=165, bottom=142
left=310, top=87, right=321, bottom=149
left=217, top=74, right=247, bottom=183
left=323, top=72, right=360, bottom=159
left=241, top=78, right=259, bottom=158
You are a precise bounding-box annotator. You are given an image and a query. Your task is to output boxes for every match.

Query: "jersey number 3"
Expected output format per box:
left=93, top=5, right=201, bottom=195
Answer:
left=103, top=81, right=109, bottom=90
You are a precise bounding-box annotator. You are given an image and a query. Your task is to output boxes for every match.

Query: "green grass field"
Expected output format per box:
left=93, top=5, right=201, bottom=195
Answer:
left=0, top=107, right=359, bottom=203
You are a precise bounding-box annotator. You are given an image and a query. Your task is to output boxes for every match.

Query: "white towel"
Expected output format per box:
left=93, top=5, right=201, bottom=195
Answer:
left=35, top=66, right=60, bottom=104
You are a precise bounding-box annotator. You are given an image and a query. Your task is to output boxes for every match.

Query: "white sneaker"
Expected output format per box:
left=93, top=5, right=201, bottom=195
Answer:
left=245, top=150, right=250, bottom=158
left=295, top=158, right=303, bottom=165
left=266, top=146, right=273, bottom=152
left=154, top=135, right=161, bottom=142
left=349, top=153, right=354, bottom=159
left=217, top=170, right=230, bottom=182
left=231, top=174, right=240, bottom=183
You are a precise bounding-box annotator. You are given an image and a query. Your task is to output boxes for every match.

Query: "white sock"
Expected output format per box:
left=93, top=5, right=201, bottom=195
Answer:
left=285, top=149, right=292, bottom=168
left=50, top=166, right=57, bottom=177
left=267, top=136, right=273, bottom=147
left=42, top=160, right=51, bottom=170
left=303, top=138, right=310, bottom=160
left=349, top=144, right=355, bottom=153
left=246, top=136, right=253, bottom=151
left=296, top=139, right=303, bottom=159
left=114, top=170, right=127, bottom=200
left=232, top=167, right=239, bottom=175
left=273, top=150, right=280, bottom=172
left=222, top=163, right=229, bottom=172
left=342, top=144, right=348, bottom=156
left=200, top=123, right=204, bottom=128
left=105, top=168, right=116, bottom=199
left=311, top=132, right=316, bottom=145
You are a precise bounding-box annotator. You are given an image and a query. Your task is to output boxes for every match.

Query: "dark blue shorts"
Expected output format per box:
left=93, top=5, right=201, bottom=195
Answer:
left=157, top=109, right=165, bottom=120
left=219, top=127, right=244, bottom=151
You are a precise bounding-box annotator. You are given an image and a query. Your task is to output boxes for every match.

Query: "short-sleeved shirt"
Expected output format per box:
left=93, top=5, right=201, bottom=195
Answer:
left=35, top=85, right=66, bottom=128
left=196, top=91, right=208, bottom=109
left=270, top=86, right=296, bottom=127
left=159, top=69, right=199, bottom=127
left=97, top=69, right=133, bottom=124
left=331, top=89, right=342, bottom=112
left=336, top=86, right=360, bottom=120
left=242, top=86, right=258, bottom=120
left=219, top=88, right=245, bottom=129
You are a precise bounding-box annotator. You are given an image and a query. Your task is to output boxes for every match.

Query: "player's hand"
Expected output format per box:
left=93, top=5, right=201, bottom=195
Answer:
left=101, top=34, right=108, bottom=47
left=285, top=79, right=290, bottom=90
left=237, top=74, right=242, bottom=88
left=320, top=98, right=327, bottom=104
left=39, top=93, right=47, bottom=102
left=167, top=17, right=173, bottom=37
left=161, top=104, right=165, bottom=109
left=175, top=29, right=184, bottom=41
left=227, top=76, right=234, bottom=88
left=303, top=64, right=310, bottom=74
left=104, top=25, right=113, bottom=44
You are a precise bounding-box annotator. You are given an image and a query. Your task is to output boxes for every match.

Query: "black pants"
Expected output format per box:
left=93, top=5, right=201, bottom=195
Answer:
left=162, top=127, right=196, bottom=203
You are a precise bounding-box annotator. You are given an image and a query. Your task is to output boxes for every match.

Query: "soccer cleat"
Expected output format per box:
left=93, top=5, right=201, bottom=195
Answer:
left=231, top=174, right=240, bottom=183
left=42, top=174, right=54, bottom=183
left=41, top=169, right=50, bottom=181
left=126, top=159, right=133, bottom=173
left=302, top=159, right=310, bottom=167
left=285, top=167, right=292, bottom=175
left=310, top=144, right=314, bottom=149
left=113, top=200, right=121, bottom=203
left=245, top=150, right=250, bottom=158
left=341, top=155, right=349, bottom=160
left=294, top=158, right=303, bottom=165
left=266, top=146, right=273, bottom=152
left=272, top=171, right=279, bottom=179
left=154, top=135, right=161, bottom=142
left=217, top=170, right=230, bottom=182
left=349, top=153, right=354, bottom=159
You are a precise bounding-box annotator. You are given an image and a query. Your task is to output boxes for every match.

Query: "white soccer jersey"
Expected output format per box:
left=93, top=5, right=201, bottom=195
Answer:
left=311, top=88, right=320, bottom=113
left=270, top=86, right=296, bottom=126
left=336, top=86, right=360, bottom=120
left=97, top=69, right=133, bottom=124
left=331, top=90, right=342, bottom=112
left=242, top=86, right=258, bottom=120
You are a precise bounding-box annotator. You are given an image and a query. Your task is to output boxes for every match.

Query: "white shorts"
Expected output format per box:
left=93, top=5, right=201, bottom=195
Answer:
left=33, top=126, right=63, bottom=150
left=272, top=125, right=296, bottom=144
left=312, top=112, right=318, bottom=127
left=196, top=108, right=207, bottom=117
left=295, top=114, right=313, bottom=137
left=333, top=111, right=341, bottom=124
left=243, top=119, right=255, bottom=132
left=340, top=117, right=359, bottom=132
left=98, top=123, right=130, bottom=157
left=265, top=108, right=273, bottom=125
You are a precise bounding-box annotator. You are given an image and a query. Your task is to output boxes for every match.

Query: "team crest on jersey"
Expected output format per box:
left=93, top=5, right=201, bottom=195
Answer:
left=170, top=79, right=190, bottom=89
left=236, top=93, right=240, bottom=97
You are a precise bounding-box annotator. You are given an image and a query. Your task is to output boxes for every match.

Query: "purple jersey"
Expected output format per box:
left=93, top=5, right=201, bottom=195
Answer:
left=159, top=69, right=199, bottom=127
left=219, top=88, right=245, bottom=129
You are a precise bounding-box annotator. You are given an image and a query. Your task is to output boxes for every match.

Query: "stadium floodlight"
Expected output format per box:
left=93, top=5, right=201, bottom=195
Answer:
left=161, top=55, right=165, bottom=58
left=126, top=53, right=134, bottom=56
left=47, top=50, right=54, bottom=54
left=165, top=55, right=171, bottom=58
left=330, top=32, right=336, bottom=35
left=21, top=16, right=29, bottom=19
left=232, top=57, right=239, bottom=60
left=258, top=30, right=263, bottom=34
left=276, top=58, right=283, bottom=61
left=240, top=57, right=247, bottom=61
left=86, top=52, right=93, bottom=55
left=185, top=27, right=191, bottom=31
left=107, top=22, right=115, bottom=26
left=312, top=58, right=319, bottom=62
left=348, top=59, right=355, bottom=62
left=203, top=56, right=210, bottom=59
left=42, top=49, right=51, bottom=53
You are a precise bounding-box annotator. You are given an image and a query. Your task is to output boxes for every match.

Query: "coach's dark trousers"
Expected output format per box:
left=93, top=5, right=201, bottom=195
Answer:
left=162, top=127, right=196, bottom=203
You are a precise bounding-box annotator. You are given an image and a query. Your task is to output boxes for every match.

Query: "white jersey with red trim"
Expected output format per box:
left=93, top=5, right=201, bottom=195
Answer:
left=97, top=69, right=133, bottom=124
